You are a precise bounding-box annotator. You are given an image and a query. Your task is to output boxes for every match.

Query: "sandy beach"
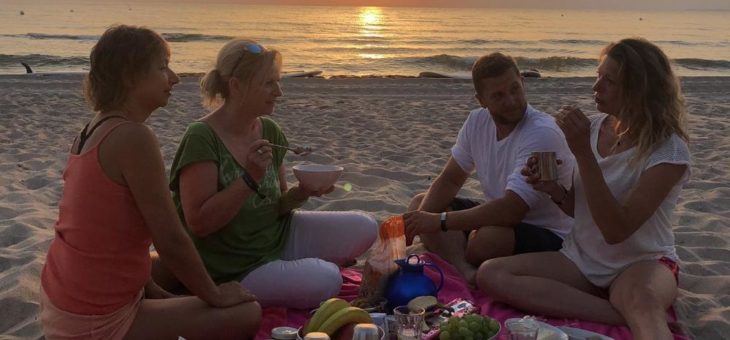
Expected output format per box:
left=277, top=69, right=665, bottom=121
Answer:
left=0, top=74, right=728, bottom=339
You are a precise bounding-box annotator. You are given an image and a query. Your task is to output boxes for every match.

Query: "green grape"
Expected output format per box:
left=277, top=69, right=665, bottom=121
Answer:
left=458, top=326, right=470, bottom=336
left=464, top=314, right=479, bottom=322
left=488, top=318, right=499, bottom=332
left=468, top=321, right=480, bottom=332
left=439, top=330, right=451, bottom=340
left=458, top=319, right=468, bottom=329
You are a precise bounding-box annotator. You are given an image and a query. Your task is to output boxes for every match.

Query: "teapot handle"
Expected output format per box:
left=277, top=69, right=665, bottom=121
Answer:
left=425, top=262, right=445, bottom=293
left=406, top=254, right=421, bottom=264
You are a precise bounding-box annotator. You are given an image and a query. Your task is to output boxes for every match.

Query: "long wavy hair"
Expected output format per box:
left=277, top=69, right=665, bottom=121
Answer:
left=602, top=38, right=688, bottom=166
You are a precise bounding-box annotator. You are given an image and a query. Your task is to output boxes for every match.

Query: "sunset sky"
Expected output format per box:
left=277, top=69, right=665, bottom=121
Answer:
left=153, top=0, right=730, bottom=10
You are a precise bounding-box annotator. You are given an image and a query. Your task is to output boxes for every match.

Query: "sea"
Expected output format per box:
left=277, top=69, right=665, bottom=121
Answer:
left=1, top=0, right=729, bottom=77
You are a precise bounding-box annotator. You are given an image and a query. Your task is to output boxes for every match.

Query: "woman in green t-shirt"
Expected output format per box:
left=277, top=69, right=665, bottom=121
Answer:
left=164, top=39, right=377, bottom=309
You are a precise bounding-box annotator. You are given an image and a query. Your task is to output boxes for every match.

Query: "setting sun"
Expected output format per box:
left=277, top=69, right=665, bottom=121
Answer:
left=359, top=7, right=383, bottom=27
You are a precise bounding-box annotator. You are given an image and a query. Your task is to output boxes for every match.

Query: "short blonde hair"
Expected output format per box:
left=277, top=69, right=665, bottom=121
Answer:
left=84, top=25, right=169, bottom=112
left=602, top=38, right=689, bottom=166
left=200, top=39, right=282, bottom=107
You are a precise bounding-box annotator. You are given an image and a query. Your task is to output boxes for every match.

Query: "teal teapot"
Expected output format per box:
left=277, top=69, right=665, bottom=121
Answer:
left=384, top=254, right=444, bottom=312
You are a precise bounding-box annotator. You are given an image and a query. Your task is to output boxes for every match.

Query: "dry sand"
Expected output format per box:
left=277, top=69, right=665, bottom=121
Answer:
left=0, top=74, right=728, bottom=339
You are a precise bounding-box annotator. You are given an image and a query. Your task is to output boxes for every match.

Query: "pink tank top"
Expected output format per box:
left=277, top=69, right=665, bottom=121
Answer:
left=42, top=121, right=152, bottom=315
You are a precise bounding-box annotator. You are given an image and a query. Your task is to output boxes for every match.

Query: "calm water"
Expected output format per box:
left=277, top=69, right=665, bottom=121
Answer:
left=1, top=1, right=729, bottom=76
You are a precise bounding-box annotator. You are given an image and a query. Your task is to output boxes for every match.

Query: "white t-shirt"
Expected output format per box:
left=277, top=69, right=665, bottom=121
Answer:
left=451, top=104, right=574, bottom=238
left=561, top=113, right=691, bottom=288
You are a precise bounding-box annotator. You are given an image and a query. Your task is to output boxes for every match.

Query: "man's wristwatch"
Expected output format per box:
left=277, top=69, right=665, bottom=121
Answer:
left=440, top=212, right=448, bottom=232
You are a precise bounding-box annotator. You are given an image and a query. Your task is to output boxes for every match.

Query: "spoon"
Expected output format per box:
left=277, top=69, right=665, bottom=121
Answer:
left=269, top=143, right=312, bottom=156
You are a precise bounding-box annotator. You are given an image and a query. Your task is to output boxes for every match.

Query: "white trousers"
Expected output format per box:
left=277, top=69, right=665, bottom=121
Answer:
left=240, top=210, right=377, bottom=309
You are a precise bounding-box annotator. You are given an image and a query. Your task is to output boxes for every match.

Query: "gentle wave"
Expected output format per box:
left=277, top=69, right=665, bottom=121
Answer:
left=0, top=54, right=88, bottom=68
left=674, top=58, right=730, bottom=70
left=401, top=54, right=730, bottom=72
left=160, top=33, right=234, bottom=42
left=4, top=33, right=727, bottom=51
left=407, top=54, right=598, bottom=71
left=0, top=32, right=236, bottom=43
left=0, top=33, right=99, bottom=41
left=2, top=53, right=729, bottom=75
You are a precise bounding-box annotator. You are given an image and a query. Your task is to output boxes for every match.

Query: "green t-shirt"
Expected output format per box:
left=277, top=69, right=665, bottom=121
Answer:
left=169, top=118, right=291, bottom=283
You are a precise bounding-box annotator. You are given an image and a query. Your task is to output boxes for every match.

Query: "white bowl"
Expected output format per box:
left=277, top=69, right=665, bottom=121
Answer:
left=293, top=164, right=344, bottom=191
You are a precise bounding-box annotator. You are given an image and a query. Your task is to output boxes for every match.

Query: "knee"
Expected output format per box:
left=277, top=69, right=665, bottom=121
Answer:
left=294, top=261, right=343, bottom=309
left=610, top=284, right=666, bottom=316
left=347, top=212, right=378, bottom=256
left=355, top=213, right=378, bottom=245
left=240, top=301, right=262, bottom=335
left=407, top=192, right=427, bottom=211
left=222, top=301, right=262, bottom=339
left=475, top=259, right=510, bottom=298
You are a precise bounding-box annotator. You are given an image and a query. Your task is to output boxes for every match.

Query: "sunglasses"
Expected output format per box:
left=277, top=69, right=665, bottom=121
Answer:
left=232, top=42, right=264, bottom=73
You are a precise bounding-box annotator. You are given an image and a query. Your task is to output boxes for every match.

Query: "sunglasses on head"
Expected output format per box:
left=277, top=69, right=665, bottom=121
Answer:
left=243, top=42, right=263, bottom=54
left=232, top=42, right=264, bottom=73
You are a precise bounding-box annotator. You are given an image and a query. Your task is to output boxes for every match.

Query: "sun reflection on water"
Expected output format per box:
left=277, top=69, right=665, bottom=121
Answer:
left=358, top=7, right=384, bottom=38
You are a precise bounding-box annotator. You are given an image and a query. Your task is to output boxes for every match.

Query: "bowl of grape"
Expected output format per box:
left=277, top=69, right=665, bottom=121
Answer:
left=437, top=314, right=500, bottom=340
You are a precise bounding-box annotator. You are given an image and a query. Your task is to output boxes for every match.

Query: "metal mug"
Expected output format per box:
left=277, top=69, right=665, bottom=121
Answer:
left=531, top=151, right=558, bottom=181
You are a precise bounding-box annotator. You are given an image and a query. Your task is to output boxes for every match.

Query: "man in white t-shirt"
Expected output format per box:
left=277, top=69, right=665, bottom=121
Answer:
left=403, top=52, right=574, bottom=282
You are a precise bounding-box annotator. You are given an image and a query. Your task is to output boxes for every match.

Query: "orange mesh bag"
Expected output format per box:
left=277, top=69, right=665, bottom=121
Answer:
left=355, top=215, right=406, bottom=307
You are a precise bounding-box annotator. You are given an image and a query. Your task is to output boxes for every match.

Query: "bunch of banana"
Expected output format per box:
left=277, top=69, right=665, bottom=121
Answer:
left=303, top=298, right=373, bottom=337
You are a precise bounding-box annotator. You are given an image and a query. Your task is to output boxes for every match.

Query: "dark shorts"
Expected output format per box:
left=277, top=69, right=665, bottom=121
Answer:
left=449, top=197, right=564, bottom=254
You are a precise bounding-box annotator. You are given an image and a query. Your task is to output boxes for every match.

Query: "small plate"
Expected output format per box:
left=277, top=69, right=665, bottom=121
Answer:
left=557, top=326, right=614, bottom=340
left=505, top=318, right=568, bottom=340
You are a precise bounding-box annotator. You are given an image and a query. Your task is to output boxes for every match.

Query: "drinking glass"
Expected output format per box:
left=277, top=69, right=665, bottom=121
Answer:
left=505, top=318, right=539, bottom=340
left=393, top=305, right=424, bottom=340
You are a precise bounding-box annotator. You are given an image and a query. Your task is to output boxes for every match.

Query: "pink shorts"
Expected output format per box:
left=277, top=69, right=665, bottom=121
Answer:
left=40, top=287, right=143, bottom=340
left=658, top=257, right=679, bottom=284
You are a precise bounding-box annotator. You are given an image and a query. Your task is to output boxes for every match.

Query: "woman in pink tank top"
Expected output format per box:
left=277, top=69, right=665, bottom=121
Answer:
left=40, top=25, right=261, bottom=340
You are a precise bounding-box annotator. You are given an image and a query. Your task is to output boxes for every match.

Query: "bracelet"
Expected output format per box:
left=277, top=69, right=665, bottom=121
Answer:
left=240, top=169, right=265, bottom=199
left=551, top=185, right=568, bottom=206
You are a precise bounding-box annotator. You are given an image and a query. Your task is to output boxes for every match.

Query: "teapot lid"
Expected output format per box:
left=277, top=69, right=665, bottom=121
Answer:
left=394, top=254, right=425, bottom=268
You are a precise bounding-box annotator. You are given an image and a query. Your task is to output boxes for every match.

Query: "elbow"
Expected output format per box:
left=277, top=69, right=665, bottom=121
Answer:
left=188, top=225, right=211, bottom=238
left=504, top=205, right=529, bottom=227
left=184, top=215, right=213, bottom=238
left=504, top=213, right=524, bottom=227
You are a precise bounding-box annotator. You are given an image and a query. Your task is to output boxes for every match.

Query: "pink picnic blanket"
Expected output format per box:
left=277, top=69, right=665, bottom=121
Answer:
left=255, top=252, right=688, bottom=340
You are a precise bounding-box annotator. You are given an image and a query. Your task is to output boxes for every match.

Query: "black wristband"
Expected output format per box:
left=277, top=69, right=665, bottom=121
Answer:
left=241, top=169, right=265, bottom=199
